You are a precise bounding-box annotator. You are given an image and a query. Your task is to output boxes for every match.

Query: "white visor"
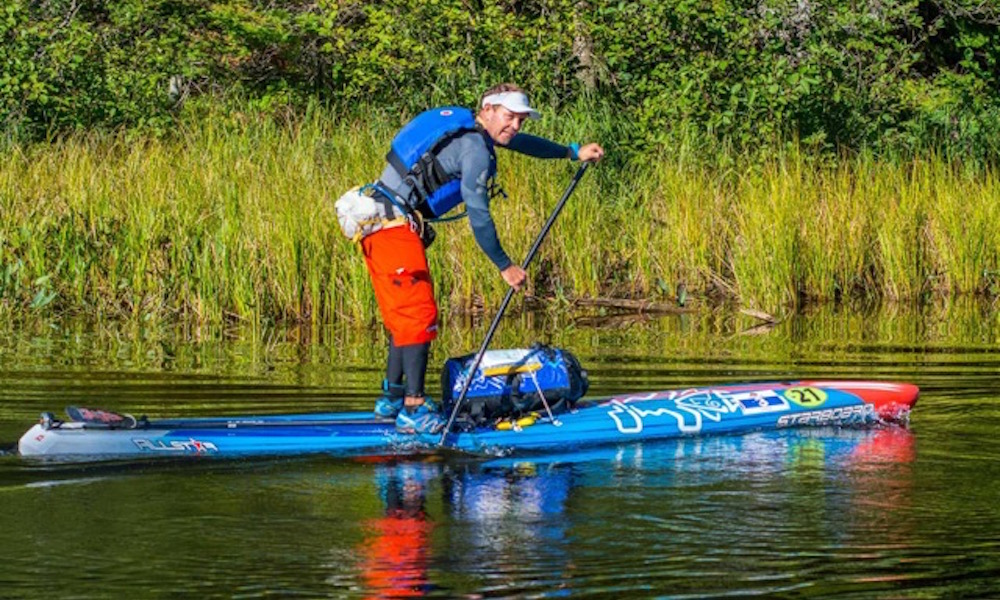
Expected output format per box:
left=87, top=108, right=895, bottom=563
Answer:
left=481, top=91, right=541, bottom=119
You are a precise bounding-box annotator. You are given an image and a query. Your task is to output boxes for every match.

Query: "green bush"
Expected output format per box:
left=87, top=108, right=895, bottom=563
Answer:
left=2, top=1, right=999, bottom=159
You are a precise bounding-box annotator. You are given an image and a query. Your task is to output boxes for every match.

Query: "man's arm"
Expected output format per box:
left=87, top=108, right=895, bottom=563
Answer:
left=461, top=149, right=513, bottom=271
left=504, top=134, right=605, bottom=163
left=503, top=133, right=571, bottom=159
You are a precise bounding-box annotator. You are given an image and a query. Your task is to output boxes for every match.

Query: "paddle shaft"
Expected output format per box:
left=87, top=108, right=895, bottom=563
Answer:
left=438, top=163, right=590, bottom=445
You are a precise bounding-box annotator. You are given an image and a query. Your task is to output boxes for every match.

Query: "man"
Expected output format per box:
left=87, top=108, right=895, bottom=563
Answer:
left=362, top=83, right=604, bottom=434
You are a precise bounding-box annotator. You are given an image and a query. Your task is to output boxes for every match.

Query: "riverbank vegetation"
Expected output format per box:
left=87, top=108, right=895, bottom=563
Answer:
left=3, top=1, right=1000, bottom=327
left=3, top=109, right=1000, bottom=327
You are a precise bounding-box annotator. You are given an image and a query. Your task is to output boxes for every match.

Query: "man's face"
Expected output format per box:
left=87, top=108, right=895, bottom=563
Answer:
left=478, top=105, right=528, bottom=145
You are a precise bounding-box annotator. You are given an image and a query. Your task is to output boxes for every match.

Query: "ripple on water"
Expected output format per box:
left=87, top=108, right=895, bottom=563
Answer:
left=2, top=308, right=1000, bottom=598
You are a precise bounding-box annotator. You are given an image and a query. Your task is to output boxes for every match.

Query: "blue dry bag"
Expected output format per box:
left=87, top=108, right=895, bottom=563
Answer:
left=441, top=344, right=589, bottom=426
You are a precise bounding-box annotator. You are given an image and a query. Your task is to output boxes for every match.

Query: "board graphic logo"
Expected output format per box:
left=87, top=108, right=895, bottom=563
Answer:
left=777, top=403, right=874, bottom=427
left=134, top=438, right=219, bottom=453
left=606, top=388, right=790, bottom=435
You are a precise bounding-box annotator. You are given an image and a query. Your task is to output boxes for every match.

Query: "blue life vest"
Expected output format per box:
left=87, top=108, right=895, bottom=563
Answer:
left=386, top=106, right=496, bottom=218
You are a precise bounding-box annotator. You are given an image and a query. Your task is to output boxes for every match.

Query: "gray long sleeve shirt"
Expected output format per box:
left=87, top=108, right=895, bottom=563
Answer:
left=378, top=131, right=571, bottom=270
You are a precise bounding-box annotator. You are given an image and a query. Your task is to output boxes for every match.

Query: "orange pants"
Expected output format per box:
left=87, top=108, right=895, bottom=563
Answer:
left=361, top=226, right=438, bottom=346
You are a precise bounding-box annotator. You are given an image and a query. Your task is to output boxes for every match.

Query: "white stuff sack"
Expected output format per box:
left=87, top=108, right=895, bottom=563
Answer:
left=335, top=187, right=402, bottom=242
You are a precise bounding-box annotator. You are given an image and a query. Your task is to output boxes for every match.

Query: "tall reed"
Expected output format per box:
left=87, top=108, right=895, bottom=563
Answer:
left=2, top=107, right=999, bottom=329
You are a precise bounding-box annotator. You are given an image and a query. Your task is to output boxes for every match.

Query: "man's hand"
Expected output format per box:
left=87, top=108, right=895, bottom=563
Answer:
left=501, top=265, right=527, bottom=291
left=577, top=143, right=605, bottom=163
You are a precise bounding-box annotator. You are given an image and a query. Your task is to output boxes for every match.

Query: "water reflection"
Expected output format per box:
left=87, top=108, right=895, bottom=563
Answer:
left=358, top=462, right=437, bottom=598
left=443, top=461, right=575, bottom=596
left=3, top=301, right=1000, bottom=597
left=352, top=426, right=916, bottom=598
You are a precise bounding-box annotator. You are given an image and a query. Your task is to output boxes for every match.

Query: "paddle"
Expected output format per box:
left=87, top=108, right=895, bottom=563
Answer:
left=438, top=162, right=591, bottom=445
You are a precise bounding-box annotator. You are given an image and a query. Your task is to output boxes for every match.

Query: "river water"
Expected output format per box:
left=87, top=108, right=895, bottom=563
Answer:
left=1, top=303, right=998, bottom=598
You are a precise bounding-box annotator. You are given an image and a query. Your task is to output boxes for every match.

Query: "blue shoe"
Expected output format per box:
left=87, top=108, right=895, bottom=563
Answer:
left=419, top=396, right=439, bottom=413
left=395, top=401, right=446, bottom=434
left=373, top=380, right=405, bottom=419
left=374, top=396, right=403, bottom=418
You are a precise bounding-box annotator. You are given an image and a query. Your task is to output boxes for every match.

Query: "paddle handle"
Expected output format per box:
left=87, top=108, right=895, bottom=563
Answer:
left=438, top=163, right=590, bottom=444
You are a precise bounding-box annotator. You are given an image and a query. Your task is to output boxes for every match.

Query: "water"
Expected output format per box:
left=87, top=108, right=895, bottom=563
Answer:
left=1, top=303, right=999, bottom=598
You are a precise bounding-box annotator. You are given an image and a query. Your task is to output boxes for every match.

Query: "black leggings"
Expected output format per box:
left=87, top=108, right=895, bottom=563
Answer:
left=386, top=337, right=430, bottom=398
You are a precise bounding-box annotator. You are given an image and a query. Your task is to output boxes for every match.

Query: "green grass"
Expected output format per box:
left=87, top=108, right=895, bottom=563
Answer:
left=2, top=107, right=1000, bottom=329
